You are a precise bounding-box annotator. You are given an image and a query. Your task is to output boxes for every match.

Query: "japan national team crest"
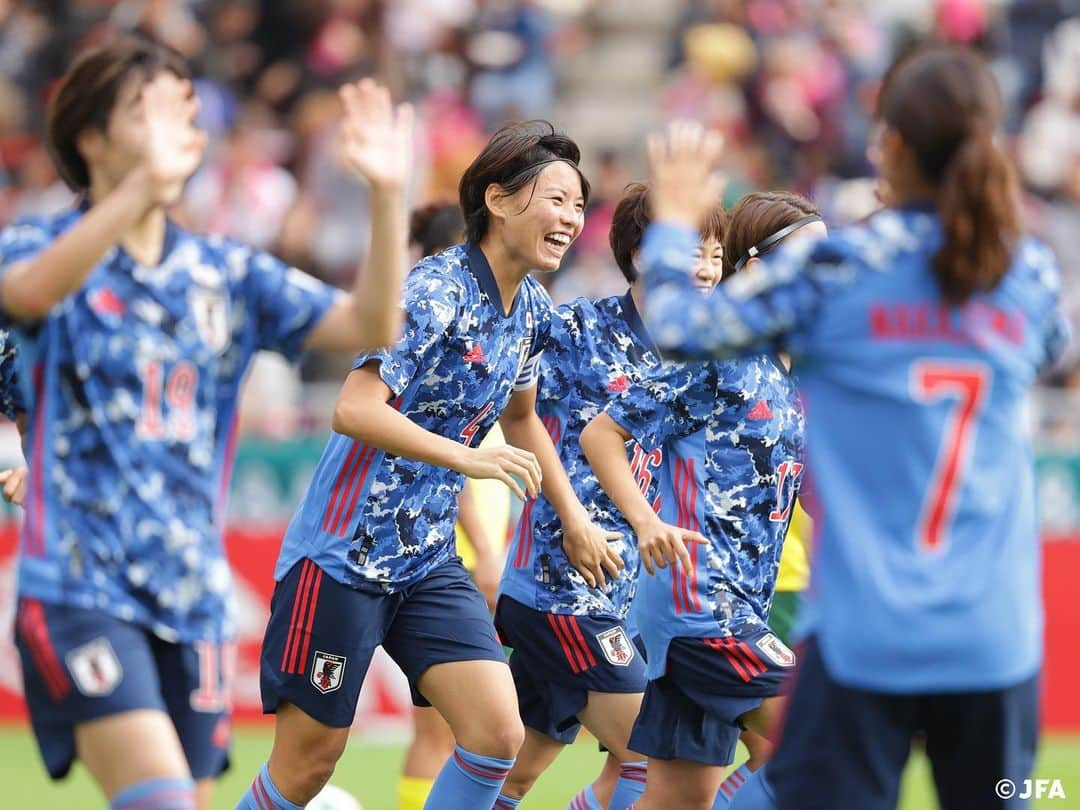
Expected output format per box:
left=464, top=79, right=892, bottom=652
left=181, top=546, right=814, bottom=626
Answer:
left=311, top=651, right=346, bottom=694
left=66, top=638, right=123, bottom=696
left=595, top=627, right=635, bottom=667
left=755, top=633, right=796, bottom=668
left=188, top=288, right=230, bottom=354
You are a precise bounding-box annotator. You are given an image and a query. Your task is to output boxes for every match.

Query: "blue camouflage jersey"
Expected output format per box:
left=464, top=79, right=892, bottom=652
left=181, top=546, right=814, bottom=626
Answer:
left=641, top=211, right=1071, bottom=692
left=0, top=326, right=24, bottom=420
left=499, top=292, right=663, bottom=619
left=605, top=354, right=804, bottom=679
left=0, top=206, right=337, bottom=643
left=276, top=244, right=552, bottom=593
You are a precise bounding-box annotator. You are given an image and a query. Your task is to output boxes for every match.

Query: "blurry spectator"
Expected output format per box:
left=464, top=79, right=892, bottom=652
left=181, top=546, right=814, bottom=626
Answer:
left=182, top=102, right=298, bottom=250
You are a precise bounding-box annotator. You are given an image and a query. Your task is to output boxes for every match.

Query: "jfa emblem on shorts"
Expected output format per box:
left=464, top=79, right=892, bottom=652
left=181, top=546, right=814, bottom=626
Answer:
left=66, top=638, right=123, bottom=697
left=755, top=634, right=796, bottom=668
left=311, top=651, right=346, bottom=694
left=595, top=627, right=635, bottom=667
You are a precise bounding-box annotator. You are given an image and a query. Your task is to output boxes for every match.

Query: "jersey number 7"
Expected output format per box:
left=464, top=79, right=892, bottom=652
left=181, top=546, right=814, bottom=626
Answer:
left=910, top=361, right=991, bottom=553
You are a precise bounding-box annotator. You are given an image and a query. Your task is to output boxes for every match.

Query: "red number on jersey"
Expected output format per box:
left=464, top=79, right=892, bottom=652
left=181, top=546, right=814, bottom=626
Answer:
left=769, top=460, right=804, bottom=523
left=911, top=361, right=991, bottom=553
left=460, top=401, right=495, bottom=447
left=629, top=444, right=663, bottom=496
left=189, top=640, right=236, bottom=713
left=137, top=360, right=200, bottom=441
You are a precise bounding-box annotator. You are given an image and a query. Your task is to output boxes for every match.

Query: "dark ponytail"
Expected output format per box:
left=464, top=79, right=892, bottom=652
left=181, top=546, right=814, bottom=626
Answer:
left=879, top=46, right=1019, bottom=305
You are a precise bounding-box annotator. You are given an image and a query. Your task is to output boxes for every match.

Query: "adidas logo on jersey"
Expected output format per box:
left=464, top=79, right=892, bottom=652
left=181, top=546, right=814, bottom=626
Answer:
left=464, top=343, right=486, bottom=364
left=747, top=399, right=773, bottom=420
left=607, top=374, right=630, bottom=393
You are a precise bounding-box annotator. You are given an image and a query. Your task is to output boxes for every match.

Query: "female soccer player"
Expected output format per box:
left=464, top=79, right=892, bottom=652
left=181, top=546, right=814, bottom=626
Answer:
left=581, top=191, right=822, bottom=810
left=1, top=36, right=412, bottom=810
left=397, top=201, right=510, bottom=810
left=246, top=121, right=623, bottom=810
left=493, top=183, right=725, bottom=810
left=637, top=47, right=1070, bottom=810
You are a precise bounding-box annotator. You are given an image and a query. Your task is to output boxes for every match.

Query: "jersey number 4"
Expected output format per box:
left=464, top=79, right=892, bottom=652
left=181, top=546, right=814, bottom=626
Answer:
left=911, top=361, right=991, bottom=553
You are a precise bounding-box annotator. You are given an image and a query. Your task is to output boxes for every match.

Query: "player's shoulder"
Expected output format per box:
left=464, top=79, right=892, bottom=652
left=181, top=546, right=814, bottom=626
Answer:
left=0, top=207, right=79, bottom=246
left=521, top=272, right=554, bottom=310
left=408, top=246, right=471, bottom=303
left=1007, top=235, right=1061, bottom=297
left=811, top=207, right=939, bottom=274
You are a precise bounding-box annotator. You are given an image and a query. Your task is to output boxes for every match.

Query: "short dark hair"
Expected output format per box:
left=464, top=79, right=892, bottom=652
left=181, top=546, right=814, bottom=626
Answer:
left=458, top=120, right=590, bottom=244
left=723, top=191, right=820, bottom=279
left=409, top=202, right=465, bottom=257
left=47, top=35, right=190, bottom=192
left=609, top=182, right=727, bottom=284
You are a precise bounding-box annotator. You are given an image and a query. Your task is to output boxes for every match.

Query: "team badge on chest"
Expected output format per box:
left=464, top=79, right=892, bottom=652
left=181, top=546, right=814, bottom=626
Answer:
left=311, top=651, right=346, bottom=694
left=188, top=288, right=231, bottom=354
left=595, top=626, right=635, bottom=667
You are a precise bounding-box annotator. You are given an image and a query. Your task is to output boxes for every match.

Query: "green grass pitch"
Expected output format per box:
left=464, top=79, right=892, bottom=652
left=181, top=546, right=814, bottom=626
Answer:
left=3, top=726, right=1078, bottom=808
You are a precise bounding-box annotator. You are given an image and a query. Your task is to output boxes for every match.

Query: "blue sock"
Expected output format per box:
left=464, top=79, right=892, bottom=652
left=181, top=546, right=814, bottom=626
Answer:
left=725, top=766, right=777, bottom=810
left=236, top=763, right=304, bottom=810
left=609, top=761, right=647, bottom=809
left=424, top=745, right=514, bottom=810
left=495, top=794, right=523, bottom=808
left=568, top=784, right=605, bottom=809
left=111, top=776, right=195, bottom=810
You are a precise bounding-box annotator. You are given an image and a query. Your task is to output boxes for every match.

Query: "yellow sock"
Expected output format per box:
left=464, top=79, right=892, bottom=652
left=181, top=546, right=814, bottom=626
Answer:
left=398, top=776, right=435, bottom=810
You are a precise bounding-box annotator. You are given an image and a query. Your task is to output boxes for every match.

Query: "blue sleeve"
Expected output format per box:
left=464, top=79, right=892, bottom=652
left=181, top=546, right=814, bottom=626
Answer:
left=352, top=261, right=462, bottom=397
left=0, top=219, right=53, bottom=327
left=0, top=331, right=24, bottom=420
left=603, top=360, right=716, bottom=450
left=242, top=248, right=339, bottom=362
left=513, top=278, right=554, bottom=392
left=536, top=302, right=585, bottom=403
left=1024, top=240, right=1073, bottom=373
left=641, top=222, right=831, bottom=361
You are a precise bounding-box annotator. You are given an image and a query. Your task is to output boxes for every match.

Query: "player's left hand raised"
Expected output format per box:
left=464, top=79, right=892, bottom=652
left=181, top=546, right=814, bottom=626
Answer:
left=562, top=515, right=624, bottom=589
left=338, top=78, right=414, bottom=191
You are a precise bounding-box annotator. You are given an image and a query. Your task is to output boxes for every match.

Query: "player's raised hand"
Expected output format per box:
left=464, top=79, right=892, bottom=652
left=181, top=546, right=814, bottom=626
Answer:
left=562, top=516, right=625, bottom=589
left=140, top=72, right=207, bottom=205
left=338, top=78, right=414, bottom=191
left=456, top=444, right=542, bottom=502
left=646, top=120, right=724, bottom=231
left=634, top=514, right=707, bottom=575
left=0, top=466, right=27, bottom=507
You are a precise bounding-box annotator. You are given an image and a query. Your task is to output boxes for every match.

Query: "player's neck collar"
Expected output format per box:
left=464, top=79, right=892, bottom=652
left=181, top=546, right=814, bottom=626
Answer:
left=620, top=289, right=657, bottom=355
left=465, top=242, right=520, bottom=319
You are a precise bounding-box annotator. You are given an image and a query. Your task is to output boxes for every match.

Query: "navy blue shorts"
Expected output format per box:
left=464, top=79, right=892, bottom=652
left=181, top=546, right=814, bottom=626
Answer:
left=261, top=557, right=506, bottom=728
left=495, top=596, right=647, bottom=745
left=762, top=637, right=1039, bottom=810
left=629, top=627, right=795, bottom=766
left=14, top=597, right=232, bottom=781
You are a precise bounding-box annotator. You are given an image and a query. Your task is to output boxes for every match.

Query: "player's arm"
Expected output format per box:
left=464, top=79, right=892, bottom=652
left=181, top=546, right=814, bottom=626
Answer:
left=456, top=482, right=500, bottom=610
left=640, top=122, right=824, bottom=361
left=332, top=364, right=541, bottom=502
left=500, top=384, right=624, bottom=589
left=581, top=413, right=704, bottom=574
left=303, top=80, right=412, bottom=353
left=1, top=75, right=204, bottom=320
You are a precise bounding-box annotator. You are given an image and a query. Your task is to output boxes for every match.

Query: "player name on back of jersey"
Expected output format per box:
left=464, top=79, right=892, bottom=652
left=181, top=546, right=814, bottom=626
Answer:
left=869, top=301, right=1024, bottom=345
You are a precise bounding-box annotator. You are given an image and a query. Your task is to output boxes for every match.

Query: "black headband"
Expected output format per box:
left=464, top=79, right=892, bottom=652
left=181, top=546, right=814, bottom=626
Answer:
left=733, top=214, right=823, bottom=272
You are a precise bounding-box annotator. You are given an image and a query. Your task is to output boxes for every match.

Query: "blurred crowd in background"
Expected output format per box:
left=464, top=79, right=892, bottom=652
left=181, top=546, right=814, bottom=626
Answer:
left=0, top=0, right=1077, bottom=441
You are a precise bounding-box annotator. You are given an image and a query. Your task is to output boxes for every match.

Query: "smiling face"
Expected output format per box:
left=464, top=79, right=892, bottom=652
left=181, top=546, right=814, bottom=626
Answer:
left=691, top=237, right=724, bottom=291
left=488, top=161, right=585, bottom=273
